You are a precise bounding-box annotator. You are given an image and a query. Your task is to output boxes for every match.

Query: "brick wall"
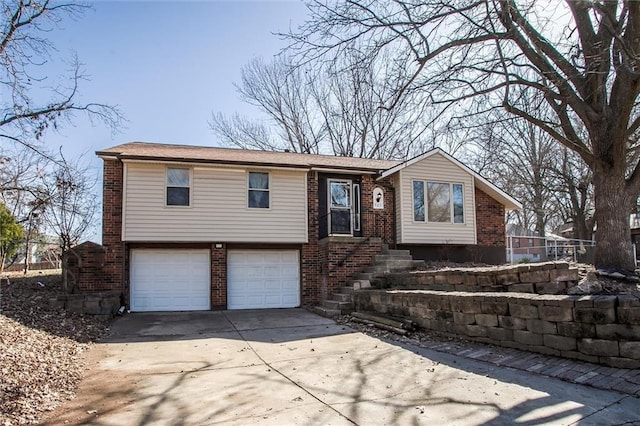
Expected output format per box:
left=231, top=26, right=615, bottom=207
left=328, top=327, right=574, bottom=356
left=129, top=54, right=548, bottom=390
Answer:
left=360, top=175, right=395, bottom=245
left=101, top=159, right=124, bottom=293
left=475, top=188, right=505, bottom=247
left=211, top=245, right=227, bottom=309
left=302, top=171, right=320, bottom=303
left=320, top=237, right=384, bottom=297
left=64, top=241, right=106, bottom=292
left=313, top=174, right=396, bottom=303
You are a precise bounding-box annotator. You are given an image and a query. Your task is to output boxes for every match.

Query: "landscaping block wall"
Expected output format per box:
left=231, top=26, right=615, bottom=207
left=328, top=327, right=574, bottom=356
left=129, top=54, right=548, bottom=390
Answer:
left=378, top=262, right=579, bottom=295
left=50, top=291, right=121, bottom=318
left=352, top=290, right=640, bottom=368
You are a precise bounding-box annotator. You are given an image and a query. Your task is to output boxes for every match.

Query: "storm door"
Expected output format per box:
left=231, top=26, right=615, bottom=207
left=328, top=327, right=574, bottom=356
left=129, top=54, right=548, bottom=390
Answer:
left=329, top=179, right=354, bottom=235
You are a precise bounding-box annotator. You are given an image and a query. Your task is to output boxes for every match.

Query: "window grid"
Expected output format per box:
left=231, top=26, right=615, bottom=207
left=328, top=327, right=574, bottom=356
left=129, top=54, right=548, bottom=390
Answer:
left=166, top=167, right=190, bottom=207
left=248, top=172, right=270, bottom=209
left=412, top=180, right=464, bottom=224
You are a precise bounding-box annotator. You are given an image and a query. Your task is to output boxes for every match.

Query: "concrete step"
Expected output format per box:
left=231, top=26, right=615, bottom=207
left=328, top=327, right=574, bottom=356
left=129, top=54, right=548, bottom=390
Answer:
left=384, top=249, right=411, bottom=257
left=311, top=305, right=341, bottom=318
left=374, top=254, right=413, bottom=262
left=355, top=272, right=377, bottom=281
left=364, top=265, right=389, bottom=274
left=350, top=279, right=371, bottom=290
left=322, top=300, right=354, bottom=313
left=331, top=292, right=352, bottom=302
left=339, top=286, right=355, bottom=294
left=376, top=259, right=421, bottom=269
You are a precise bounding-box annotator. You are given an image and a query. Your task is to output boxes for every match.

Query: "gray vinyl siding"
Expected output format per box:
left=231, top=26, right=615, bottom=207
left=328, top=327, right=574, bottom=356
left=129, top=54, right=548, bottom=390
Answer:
left=123, top=162, right=308, bottom=242
left=396, top=153, right=476, bottom=244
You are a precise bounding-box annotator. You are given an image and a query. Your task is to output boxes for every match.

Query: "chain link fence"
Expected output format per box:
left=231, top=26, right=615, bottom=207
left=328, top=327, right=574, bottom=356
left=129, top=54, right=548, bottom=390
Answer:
left=507, top=235, right=596, bottom=264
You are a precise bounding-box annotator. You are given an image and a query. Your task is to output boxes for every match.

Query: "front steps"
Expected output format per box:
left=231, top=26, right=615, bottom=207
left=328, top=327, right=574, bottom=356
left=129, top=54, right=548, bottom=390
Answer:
left=312, top=286, right=354, bottom=318
left=313, top=247, right=425, bottom=318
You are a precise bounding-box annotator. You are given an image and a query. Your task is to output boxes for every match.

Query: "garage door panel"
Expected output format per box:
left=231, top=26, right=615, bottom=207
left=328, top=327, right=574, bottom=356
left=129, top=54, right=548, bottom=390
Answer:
left=227, top=250, right=300, bottom=310
left=131, top=249, right=210, bottom=312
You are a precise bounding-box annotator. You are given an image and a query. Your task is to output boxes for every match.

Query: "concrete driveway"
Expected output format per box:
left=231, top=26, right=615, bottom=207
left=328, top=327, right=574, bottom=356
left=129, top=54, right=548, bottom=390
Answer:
left=45, top=309, right=640, bottom=425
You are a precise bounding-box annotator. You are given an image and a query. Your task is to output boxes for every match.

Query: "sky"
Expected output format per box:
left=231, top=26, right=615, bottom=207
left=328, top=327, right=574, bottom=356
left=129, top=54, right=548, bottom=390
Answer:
left=33, top=0, right=309, bottom=241
left=44, top=0, right=309, bottom=163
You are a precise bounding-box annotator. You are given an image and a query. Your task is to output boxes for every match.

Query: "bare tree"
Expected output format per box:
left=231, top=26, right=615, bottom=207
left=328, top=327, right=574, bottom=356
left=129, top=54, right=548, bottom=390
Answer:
left=40, top=153, right=97, bottom=292
left=472, top=117, right=558, bottom=237
left=211, top=54, right=436, bottom=159
left=211, top=56, right=324, bottom=154
left=0, top=1, right=123, bottom=153
left=287, top=0, right=640, bottom=269
left=553, top=147, right=595, bottom=241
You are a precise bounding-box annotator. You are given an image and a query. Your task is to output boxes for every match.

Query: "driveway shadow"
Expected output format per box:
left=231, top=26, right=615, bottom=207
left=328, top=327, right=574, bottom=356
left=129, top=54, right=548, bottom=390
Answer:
left=48, top=308, right=640, bottom=425
left=104, top=308, right=348, bottom=344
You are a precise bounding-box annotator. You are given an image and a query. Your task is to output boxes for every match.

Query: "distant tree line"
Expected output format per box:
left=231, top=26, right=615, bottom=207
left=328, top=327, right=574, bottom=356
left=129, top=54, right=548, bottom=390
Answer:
left=212, top=0, right=638, bottom=270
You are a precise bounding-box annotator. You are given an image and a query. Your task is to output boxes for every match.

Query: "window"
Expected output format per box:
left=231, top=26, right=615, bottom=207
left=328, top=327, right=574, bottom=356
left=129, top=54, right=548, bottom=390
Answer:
left=248, top=172, right=269, bottom=208
left=412, top=180, right=464, bottom=223
left=329, top=180, right=352, bottom=234
left=166, top=167, right=190, bottom=206
left=413, top=181, right=425, bottom=221
left=353, top=183, right=361, bottom=232
left=427, top=182, right=450, bottom=222
left=452, top=183, right=464, bottom=224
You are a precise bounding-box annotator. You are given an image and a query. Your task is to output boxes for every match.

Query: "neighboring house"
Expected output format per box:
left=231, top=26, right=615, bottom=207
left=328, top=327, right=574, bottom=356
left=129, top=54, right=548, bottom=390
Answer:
left=83, top=142, right=520, bottom=312
left=553, top=223, right=575, bottom=240
left=505, top=224, right=545, bottom=263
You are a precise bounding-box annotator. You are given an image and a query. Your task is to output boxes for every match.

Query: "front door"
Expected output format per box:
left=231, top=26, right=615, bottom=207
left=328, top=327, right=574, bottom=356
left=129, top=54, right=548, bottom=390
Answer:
left=328, top=179, right=360, bottom=235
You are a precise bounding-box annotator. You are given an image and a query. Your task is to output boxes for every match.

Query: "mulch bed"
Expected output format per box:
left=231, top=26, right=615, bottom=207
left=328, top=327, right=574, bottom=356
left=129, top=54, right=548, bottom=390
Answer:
left=0, top=271, right=111, bottom=425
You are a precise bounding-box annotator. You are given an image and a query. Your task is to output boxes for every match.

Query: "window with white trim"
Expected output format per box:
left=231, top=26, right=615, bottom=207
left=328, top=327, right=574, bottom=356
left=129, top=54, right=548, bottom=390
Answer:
left=166, top=167, right=190, bottom=206
left=248, top=172, right=269, bottom=208
left=412, top=180, right=464, bottom=223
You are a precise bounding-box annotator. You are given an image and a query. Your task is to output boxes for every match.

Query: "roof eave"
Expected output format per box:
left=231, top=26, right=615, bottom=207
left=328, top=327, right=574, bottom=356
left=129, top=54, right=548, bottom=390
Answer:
left=96, top=153, right=388, bottom=173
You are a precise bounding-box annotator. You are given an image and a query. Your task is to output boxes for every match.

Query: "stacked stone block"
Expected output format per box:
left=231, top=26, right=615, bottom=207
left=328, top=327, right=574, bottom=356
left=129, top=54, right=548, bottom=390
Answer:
left=352, top=290, right=640, bottom=368
left=50, top=291, right=121, bottom=318
left=379, top=262, right=579, bottom=295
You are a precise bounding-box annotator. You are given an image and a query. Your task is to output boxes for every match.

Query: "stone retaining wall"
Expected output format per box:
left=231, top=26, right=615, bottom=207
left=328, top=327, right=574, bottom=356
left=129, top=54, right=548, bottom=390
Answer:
left=49, top=291, right=121, bottom=318
left=352, top=290, right=640, bottom=368
left=378, top=262, right=579, bottom=295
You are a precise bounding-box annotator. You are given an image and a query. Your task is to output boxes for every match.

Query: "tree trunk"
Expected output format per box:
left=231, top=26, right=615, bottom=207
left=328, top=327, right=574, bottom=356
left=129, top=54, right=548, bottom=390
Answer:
left=572, top=210, right=591, bottom=242
left=593, top=171, right=635, bottom=270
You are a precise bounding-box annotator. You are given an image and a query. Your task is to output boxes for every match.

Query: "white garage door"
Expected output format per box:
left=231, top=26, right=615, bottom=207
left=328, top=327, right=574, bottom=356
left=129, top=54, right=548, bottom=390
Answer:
left=227, top=250, right=300, bottom=310
left=130, top=249, right=210, bottom=312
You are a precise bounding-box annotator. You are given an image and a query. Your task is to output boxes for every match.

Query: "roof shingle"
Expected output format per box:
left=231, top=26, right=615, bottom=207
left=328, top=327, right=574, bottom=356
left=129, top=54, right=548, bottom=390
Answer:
left=96, top=141, right=400, bottom=172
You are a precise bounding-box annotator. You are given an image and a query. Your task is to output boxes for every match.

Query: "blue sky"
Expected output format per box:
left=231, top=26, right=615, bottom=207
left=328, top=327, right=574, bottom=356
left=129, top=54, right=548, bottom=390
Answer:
left=44, top=0, right=308, bottom=161
left=36, top=0, right=308, bottom=241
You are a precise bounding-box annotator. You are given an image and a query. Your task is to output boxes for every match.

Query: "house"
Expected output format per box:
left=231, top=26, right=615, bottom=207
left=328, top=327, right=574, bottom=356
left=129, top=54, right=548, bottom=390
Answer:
left=505, top=224, right=546, bottom=263
left=87, top=142, right=520, bottom=312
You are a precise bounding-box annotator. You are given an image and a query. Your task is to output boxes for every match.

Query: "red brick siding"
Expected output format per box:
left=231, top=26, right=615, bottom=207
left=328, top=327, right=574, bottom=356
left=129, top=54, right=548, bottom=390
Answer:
left=301, top=171, right=320, bottom=303
left=360, top=175, right=395, bottom=245
left=211, top=245, right=226, bottom=309
left=100, top=159, right=124, bottom=292
left=320, top=237, right=384, bottom=296
left=314, top=175, right=395, bottom=300
left=475, top=188, right=506, bottom=247
left=65, top=242, right=106, bottom=292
